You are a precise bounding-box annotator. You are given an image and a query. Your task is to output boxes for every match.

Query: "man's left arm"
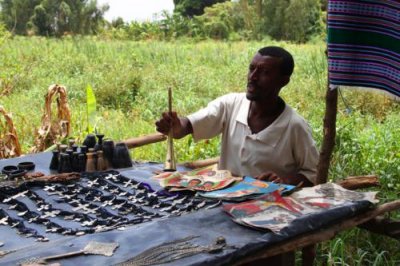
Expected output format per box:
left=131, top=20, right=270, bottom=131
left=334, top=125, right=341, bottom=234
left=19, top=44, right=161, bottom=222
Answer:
left=256, top=172, right=313, bottom=187
left=257, top=122, right=319, bottom=186
left=292, top=122, right=319, bottom=186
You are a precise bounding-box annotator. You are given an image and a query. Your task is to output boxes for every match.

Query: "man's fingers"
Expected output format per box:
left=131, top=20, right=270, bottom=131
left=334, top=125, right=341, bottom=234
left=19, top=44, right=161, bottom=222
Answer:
left=270, top=177, right=281, bottom=183
left=161, top=112, right=172, bottom=123
left=170, top=111, right=178, bottom=120
left=155, top=122, right=169, bottom=135
left=256, top=172, right=272, bottom=181
left=255, top=172, right=283, bottom=183
left=155, top=111, right=180, bottom=136
left=155, top=112, right=172, bottom=134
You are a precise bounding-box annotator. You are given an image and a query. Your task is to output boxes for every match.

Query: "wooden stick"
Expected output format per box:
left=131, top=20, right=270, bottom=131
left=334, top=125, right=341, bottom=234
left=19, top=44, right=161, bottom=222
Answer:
left=123, top=133, right=166, bottom=149
left=164, top=87, right=176, bottom=171
left=359, top=215, right=400, bottom=239
left=168, top=87, right=172, bottom=116
left=234, top=200, right=400, bottom=265
left=337, top=175, right=379, bottom=190
left=182, top=157, right=220, bottom=169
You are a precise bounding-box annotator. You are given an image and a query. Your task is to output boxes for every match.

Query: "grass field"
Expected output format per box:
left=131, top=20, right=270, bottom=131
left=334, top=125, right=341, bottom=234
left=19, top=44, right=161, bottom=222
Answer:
left=1, top=37, right=399, bottom=264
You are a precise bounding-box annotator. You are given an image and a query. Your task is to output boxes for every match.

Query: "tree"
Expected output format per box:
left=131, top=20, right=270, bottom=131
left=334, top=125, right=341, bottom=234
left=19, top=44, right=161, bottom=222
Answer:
left=0, top=0, right=40, bottom=34
left=261, top=0, right=322, bottom=42
left=30, top=4, right=51, bottom=35
left=282, top=0, right=323, bottom=42
left=0, top=0, right=109, bottom=36
left=173, top=0, right=228, bottom=17
left=196, top=1, right=245, bottom=39
left=111, top=17, right=125, bottom=29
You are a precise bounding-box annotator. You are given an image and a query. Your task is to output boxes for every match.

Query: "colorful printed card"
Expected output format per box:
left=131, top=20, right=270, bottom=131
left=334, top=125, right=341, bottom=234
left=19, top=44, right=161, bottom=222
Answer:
left=198, top=176, right=280, bottom=201
left=152, top=166, right=241, bottom=192
left=223, top=190, right=304, bottom=232
left=222, top=183, right=378, bottom=233
left=223, top=191, right=302, bottom=218
left=289, top=182, right=379, bottom=208
left=238, top=207, right=300, bottom=232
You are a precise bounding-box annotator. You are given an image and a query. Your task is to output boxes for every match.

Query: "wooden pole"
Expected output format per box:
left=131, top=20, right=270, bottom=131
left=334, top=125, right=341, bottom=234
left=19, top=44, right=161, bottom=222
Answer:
left=316, top=86, right=338, bottom=185
left=123, top=133, right=166, bottom=149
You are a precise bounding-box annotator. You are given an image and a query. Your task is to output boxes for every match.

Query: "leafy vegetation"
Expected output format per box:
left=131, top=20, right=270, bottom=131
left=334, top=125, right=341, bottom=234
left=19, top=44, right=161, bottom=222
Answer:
left=0, top=0, right=398, bottom=264
left=173, top=0, right=228, bottom=17
left=0, top=37, right=399, bottom=266
left=0, top=0, right=109, bottom=36
left=1, top=0, right=324, bottom=43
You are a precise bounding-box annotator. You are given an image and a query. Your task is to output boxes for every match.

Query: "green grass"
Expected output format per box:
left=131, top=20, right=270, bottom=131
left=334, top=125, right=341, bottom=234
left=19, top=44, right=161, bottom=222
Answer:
left=1, top=37, right=399, bottom=264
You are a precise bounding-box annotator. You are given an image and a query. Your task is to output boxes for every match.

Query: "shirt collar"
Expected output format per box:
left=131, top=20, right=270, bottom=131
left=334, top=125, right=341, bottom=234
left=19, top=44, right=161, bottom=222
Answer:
left=236, top=96, right=250, bottom=126
left=235, top=97, right=293, bottom=147
left=256, top=103, right=292, bottom=147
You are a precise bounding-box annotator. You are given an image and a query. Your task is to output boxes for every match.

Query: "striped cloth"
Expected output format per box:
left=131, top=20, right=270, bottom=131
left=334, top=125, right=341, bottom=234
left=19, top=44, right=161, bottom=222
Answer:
left=328, top=0, right=400, bottom=96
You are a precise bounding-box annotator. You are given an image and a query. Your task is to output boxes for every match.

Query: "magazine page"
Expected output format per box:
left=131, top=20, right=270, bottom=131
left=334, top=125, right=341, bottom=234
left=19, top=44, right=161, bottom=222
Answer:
left=152, top=166, right=241, bottom=191
left=223, top=191, right=301, bottom=218
left=199, top=176, right=280, bottom=201
left=290, top=183, right=379, bottom=208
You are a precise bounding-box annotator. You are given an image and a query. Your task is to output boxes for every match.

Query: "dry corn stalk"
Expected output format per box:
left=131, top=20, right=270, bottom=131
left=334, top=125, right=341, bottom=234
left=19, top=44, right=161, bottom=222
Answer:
left=31, top=84, right=71, bottom=153
left=0, top=105, right=22, bottom=158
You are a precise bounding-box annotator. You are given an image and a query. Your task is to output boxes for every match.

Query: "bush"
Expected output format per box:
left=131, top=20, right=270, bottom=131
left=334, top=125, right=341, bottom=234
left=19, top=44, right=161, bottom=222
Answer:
left=0, top=22, right=11, bottom=44
left=95, top=65, right=142, bottom=109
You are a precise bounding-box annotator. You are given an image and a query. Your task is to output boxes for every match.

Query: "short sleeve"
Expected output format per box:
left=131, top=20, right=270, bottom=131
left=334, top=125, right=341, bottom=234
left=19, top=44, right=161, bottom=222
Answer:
left=293, top=122, right=319, bottom=184
left=187, top=94, right=236, bottom=141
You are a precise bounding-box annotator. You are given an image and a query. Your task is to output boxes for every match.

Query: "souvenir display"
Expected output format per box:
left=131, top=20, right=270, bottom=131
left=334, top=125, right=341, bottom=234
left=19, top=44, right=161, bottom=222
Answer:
left=115, top=236, right=230, bottom=266
left=222, top=183, right=378, bottom=233
left=82, top=134, right=96, bottom=149
left=0, top=249, right=15, bottom=258
left=26, top=241, right=119, bottom=264
left=49, top=150, right=59, bottom=170
left=199, top=176, right=281, bottom=201
left=290, top=182, right=379, bottom=209
left=112, top=143, right=133, bottom=168
left=153, top=165, right=241, bottom=192
left=2, top=165, right=18, bottom=175
left=17, top=162, right=35, bottom=171
left=0, top=170, right=220, bottom=242
left=223, top=191, right=301, bottom=218
left=237, top=207, right=300, bottom=232
left=94, top=134, right=105, bottom=152
left=47, top=134, right=130, bottom=173
left=102, top=139, right=115, bottom=169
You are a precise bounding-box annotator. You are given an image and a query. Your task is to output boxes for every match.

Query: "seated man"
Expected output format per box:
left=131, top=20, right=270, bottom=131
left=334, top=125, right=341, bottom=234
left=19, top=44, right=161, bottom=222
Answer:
left=156, top=46, right=319, bottom=187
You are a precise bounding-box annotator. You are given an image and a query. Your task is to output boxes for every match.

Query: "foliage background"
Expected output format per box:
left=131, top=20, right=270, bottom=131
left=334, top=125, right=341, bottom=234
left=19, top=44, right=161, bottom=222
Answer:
left=0, top=0, right=399, bottom=264
left=1, top=37, right=399, bottom=265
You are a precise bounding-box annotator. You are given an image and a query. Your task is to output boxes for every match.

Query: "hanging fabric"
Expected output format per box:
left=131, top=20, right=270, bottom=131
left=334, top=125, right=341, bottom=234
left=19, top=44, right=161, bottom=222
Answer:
left=327, top=0, right=400, bottom=96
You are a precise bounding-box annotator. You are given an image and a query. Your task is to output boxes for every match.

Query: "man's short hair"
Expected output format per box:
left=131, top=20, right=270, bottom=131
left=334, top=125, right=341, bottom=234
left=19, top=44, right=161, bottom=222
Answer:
left=258, top=46, right=294, bottom=76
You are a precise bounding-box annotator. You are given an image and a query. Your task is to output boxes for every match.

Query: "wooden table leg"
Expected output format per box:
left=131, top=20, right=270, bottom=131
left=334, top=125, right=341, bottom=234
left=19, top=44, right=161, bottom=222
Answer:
left=302, top=244, right=316, bottom=266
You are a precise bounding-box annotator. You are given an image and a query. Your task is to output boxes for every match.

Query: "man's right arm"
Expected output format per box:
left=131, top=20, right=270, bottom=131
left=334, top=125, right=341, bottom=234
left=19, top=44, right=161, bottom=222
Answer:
left=155, top=111, right=193, bottom=139
left=156, top=93, right=235, bottom=140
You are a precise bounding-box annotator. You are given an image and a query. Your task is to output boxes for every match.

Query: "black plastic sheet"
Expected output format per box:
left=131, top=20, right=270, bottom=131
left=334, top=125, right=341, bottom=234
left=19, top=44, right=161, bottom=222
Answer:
left=0, top=152, right=373, bottom=265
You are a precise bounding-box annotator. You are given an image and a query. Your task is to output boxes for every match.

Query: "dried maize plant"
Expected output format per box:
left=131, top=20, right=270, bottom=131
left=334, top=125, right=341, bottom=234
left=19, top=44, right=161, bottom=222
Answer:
left=0, top=105, right=22, bottom=158
left=31, top=84, right=71, bottom=153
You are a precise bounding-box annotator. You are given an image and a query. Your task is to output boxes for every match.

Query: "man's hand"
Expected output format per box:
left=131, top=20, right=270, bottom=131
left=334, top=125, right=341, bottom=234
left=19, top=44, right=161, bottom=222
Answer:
left=255, top=171, right=286, bottom=183
left=155, top=112, right=193, bottom=139
left=256, top=172, right=313, bottom=187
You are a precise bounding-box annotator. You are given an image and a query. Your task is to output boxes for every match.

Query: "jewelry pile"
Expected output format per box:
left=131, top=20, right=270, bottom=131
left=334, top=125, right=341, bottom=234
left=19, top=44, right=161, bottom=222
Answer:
left=0, top=170, right=221, bottom=241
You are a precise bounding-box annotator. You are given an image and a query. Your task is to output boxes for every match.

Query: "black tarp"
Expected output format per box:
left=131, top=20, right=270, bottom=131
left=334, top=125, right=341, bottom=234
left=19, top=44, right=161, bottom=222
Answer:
left=0, top=152, right=372, bottom=265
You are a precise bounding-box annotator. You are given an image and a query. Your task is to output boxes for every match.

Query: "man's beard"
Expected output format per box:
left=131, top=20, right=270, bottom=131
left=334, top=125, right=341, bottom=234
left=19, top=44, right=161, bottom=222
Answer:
left=246, top=83, right=260, bottom=101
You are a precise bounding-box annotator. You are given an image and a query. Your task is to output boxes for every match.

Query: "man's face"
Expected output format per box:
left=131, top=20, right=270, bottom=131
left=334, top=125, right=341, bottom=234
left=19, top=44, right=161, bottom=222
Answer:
left=246, top=53, right=288, bottom=102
